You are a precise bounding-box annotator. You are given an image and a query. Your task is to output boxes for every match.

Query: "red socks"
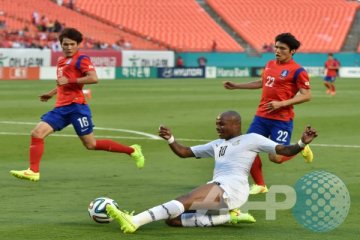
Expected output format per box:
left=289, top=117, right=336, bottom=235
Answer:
left=29, top=137, right=44, bottom=173
left=250, top=155, right=265, bottom=186
left=95, top=139, right=134, bottom=154
left=331, top=84, right=336, bottom=92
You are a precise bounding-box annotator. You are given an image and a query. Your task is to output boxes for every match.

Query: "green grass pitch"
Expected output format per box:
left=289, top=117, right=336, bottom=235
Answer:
left=0, top=77, right=359, bottom=239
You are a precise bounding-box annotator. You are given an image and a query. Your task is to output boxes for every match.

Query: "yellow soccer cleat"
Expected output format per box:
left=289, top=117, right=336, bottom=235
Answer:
left=301, top=145, right=314, bottom=163
left=130, top=144, right=145, bottom=169
left=229, top=208, right=256, bottom=224
left=106, top=205, right=138, bottom=234
left=10, top=168, right=40, bottom=182
left=249, top=184, right=268, bottom=195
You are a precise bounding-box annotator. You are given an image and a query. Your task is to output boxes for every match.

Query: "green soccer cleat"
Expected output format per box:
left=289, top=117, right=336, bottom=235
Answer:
left=106, top=205, right=138, bottom=234
left=229, top=209, right=256, bottom=224
left=130, top=144, right=145, bottom=169
left=249, top=184, right=268, bottom=195
left=10, top=168, right=40, bottom=182
left=301, top=145, right=313, bottom=163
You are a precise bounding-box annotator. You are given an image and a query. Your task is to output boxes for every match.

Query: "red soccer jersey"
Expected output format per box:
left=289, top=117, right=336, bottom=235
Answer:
left=256, top=59, right=310, bottom=121
left=55, top=52, right=95, bottom=107
left=324, top=59, right=339, bottom=77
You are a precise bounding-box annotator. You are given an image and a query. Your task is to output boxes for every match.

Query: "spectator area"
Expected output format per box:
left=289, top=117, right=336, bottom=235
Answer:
left=75, top=0, right=244, bottom=52
left=0, top=0, right=165, bottom=50
left=206, top=0, right=359, bottom=52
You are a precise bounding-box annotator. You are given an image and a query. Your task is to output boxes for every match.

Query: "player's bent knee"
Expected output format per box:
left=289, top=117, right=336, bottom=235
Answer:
left=83, top=142, right=96, bottom=150
left=31, top=129, right=45, bottom=139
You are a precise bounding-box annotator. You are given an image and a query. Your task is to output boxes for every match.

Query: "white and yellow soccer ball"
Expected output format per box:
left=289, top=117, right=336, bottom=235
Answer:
left=88, top=197, right=120, bottom=223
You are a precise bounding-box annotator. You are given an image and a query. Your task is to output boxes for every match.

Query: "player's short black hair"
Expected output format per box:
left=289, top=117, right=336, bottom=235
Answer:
left=59, top=28, right=83, bottom=44
left=275, top=33, right=301, bottom=51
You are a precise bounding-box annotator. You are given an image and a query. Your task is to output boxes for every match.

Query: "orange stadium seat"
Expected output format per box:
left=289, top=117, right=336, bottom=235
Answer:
left=206, top=0, right=359, bottom=53
left=75, top=0, right=244, bottom=52
left=0, top=0, right=165, bottom=50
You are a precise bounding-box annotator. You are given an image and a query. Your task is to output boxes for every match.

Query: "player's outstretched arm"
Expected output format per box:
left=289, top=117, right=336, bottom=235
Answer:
left=158, top=125, right=195, bottom=158
left=275, top=126, right=318, bottom=156
left=223, top=80, right=262, bottom=90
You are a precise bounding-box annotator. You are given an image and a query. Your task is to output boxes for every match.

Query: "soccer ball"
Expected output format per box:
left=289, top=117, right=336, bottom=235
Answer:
left=88, top=197, right=119, bottom=223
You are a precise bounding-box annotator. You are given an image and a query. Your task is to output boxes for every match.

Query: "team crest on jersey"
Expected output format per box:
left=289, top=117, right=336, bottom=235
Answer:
left=66, top=59, right=73, bottom=65
left=232, top=140, right=241, bottom=146
left=280, top=70, right=289, bottom=79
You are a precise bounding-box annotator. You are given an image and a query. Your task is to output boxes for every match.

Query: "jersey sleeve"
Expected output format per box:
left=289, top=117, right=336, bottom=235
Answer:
left=78, top=56, right=96, bottom=73
left=296, top=69, right=310, bottom=89
left=191, top=139, right=221, bottom=158
left=247, top=133, right=277, bottom=154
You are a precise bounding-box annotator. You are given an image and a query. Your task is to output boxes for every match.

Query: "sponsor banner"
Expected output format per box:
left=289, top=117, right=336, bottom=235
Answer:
left=303, top=67, right=324, bottom=77
left=339, top=67, right=360, bottom=78
left=96, top=67, right=115, bottom=79
left=116, top=67, right=157, bottom=78
left=0, top=48, right=51, bottom=67
left=0, top=67, right=40, bottom=80
left=51, top=50, right=121, bottom=67
left=40, top=67, right=115, bottom=80
left=122, top=50, right=174, bottom=67
left=251, top=67, right=264, bottom=77
left=216, top=67, right=250, bottom=78
left=205, top=66, right=217, bottom=78
left=40, top=67, right=56, bottom=80
left=157, top=67, right=205, bottom=78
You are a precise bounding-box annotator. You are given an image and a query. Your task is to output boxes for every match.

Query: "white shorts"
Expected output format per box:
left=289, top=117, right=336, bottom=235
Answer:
left=208, top=177, right=249, bottom=210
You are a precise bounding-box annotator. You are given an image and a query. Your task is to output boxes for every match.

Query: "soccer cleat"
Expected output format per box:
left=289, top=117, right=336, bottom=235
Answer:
left=229, top=209, right=256, bottom=224
left=106, top=205, right=138, bottom=234
left=326, top=89, right=331, bottom=94
left=249, top=184, right=268, bottom=195
left=10, top=168, right=40, bottom=181
left=330, top=91, right=336, bottom=96
left=130, top=144, right=145, bottom=169
left=301, top=145, right=314, bottom=163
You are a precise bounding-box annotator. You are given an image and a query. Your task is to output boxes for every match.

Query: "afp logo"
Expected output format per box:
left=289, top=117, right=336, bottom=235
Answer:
left=241, top=170, right=350, bottom=232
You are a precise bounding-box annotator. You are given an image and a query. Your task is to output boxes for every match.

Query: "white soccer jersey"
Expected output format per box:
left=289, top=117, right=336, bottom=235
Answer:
left=190, top=133, right=277, bottom=209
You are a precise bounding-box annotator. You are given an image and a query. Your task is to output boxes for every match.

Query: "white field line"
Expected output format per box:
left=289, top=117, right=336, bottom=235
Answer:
left=0, top=121, right=161, bottom=140
left=0, top=121, right=359, bottom=148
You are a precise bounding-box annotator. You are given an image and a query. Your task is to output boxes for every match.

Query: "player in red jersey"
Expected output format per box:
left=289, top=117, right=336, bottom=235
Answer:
left=223, top=33, right=313, bottom=194
left=323, top=53, right=339, bottom=96
left=10, top=28, right=145, bottom=182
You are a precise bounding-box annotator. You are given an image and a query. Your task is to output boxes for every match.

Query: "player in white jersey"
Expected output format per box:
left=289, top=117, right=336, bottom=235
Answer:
left=106, top=111, right=318, bottom=233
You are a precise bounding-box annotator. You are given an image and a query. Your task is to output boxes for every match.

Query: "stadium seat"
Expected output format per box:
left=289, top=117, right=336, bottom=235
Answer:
left=0, top=0, right=165, bottom=50
left=75, top=0, right=244, bottom=52
left=206, top=0, right=359, bottom=53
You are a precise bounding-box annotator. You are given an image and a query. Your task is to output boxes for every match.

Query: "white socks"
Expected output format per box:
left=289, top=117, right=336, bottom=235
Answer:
left=181, top=212, right=230, bottom=227
left=132, top=200, right=185, bottom=227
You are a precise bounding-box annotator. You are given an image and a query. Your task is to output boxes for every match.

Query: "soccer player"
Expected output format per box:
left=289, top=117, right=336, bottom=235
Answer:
left=223, top=33, right=313, bottom=194
left=106, top=111, right=318, bottom=233
left=323, top=53, right=340, bottom=96
left=10, top=28, right=145, bottom=182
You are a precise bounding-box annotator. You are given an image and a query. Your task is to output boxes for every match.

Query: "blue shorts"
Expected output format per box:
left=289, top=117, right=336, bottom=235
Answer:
left=41, top=103, right=94, bottom=136
left=324, top=76, right=336, bottom=82
left=247, top=116, right=293, bottom=145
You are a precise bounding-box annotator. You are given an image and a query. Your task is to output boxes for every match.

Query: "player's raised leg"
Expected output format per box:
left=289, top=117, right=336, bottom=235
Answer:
left=80, top=135, right=145, bottom=168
